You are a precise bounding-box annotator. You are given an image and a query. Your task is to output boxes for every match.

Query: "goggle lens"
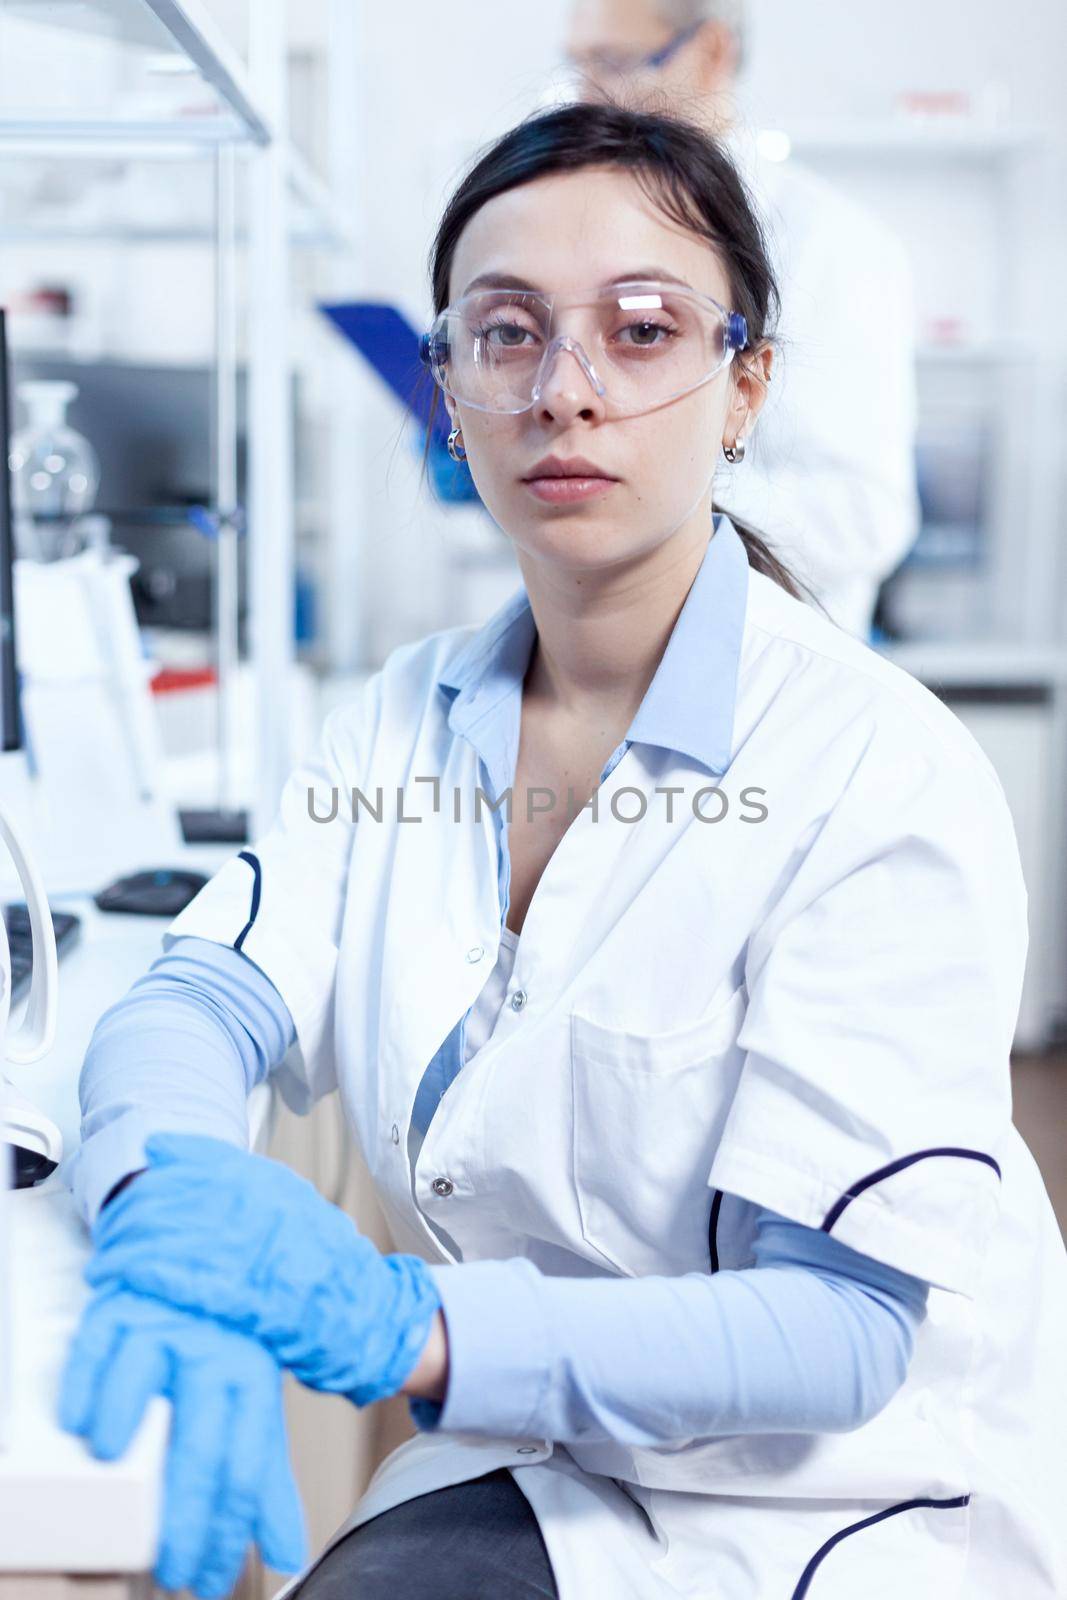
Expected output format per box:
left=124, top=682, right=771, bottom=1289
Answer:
left=422, top=283, right=746, bottom=418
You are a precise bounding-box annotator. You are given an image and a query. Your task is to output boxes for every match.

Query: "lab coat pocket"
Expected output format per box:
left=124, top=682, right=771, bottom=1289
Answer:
left=784, top=1491, right=972, bottom=1600
left=569, top=985, right=747, bottom=1278
left=638, top=1488, right=971, bottom=1600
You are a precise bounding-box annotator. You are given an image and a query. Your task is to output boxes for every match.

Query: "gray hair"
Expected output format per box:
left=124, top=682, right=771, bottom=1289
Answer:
left=656, top=0, right=747, bottom=69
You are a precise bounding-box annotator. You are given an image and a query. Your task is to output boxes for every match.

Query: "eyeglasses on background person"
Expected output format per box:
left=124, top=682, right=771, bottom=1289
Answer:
left=565, top=20, right=704, bottom=81
left=418, top=280, right=749, bottom=421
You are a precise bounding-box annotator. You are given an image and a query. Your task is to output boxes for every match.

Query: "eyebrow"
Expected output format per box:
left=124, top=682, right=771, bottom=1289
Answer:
left=459, top=267, right=696, bottom=297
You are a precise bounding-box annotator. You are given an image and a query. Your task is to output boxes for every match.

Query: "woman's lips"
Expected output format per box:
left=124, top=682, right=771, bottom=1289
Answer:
left=522, top=475, right=618, bottom=503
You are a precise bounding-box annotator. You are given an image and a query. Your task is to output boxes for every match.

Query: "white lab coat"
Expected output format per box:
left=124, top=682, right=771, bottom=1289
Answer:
left=164, top=525, right=1065, bottom=1598
left=716, top=136, right=921, bottom=638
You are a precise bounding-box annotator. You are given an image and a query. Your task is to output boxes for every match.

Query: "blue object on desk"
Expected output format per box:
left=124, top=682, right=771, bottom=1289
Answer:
left=319, top=301, right=481, bottom=506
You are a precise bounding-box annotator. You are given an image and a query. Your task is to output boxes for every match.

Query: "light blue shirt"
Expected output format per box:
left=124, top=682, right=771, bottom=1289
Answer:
left=412, top=511, right=745, bottom=1133
left=68, top=514, right=930, bottom=1442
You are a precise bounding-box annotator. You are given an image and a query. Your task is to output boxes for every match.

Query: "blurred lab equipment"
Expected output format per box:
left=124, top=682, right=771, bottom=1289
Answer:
left=2, top=319, right=181, bottom=897
left=2, top=903, right=80, bottom=1011
left=0, top=803, right=61, bottom=1190
left=913, top=411, right=990, bottom=569
left=9, top=380, right=100, bottom=562
left=8, top=352, right=256, bottom=844
left=0, top=800, right=63, bottom=1465
left=11, top=548, right=182, bottom=895
left=11, top=355, right=250, bottom=635
left=94, top=866, right=207, bottom=917
left=0, top=1141, right=8, bottom=1451
left=0, top=310, right=81, bottom=1102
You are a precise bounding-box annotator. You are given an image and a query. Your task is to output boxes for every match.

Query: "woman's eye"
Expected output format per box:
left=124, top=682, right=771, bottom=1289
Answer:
left=618, top=319, right=676, bottom=348
left=480, top=319, right=537, bottom=348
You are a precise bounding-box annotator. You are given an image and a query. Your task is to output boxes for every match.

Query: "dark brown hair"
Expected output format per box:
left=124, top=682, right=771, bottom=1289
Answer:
left=422, top=97, right=818, bottom=606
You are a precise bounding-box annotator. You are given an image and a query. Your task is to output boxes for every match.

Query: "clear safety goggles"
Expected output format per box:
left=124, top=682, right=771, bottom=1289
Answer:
left=419, top=280, right=749, bottom=420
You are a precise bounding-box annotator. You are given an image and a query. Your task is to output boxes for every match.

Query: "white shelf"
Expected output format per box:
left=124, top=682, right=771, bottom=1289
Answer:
left=0, top=140, right=353, bottom=249
left=137, top=0, right=268, bottom=142
left=916, top=342, right=1033, bottom=366
left=877, top=641, right=1067, bottom=686
left=760, top=120, right=1039, bottom=162
left=0, top=0, right=271, bottom=145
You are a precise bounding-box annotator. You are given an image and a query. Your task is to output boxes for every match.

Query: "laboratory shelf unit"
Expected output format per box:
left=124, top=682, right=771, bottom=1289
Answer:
left=0, top=140, right=354, bottom=247
left=0, top=0, right=363, bottom=836
left=0, top=0, right=270, bottom=144
left=761, top=110, right=1063, bottom=650
left=877, top=641, right=1067, bottom=1053
left=758, top=119, right=1039, bottom=163
left=768, top=110, right=1067, bottom=1050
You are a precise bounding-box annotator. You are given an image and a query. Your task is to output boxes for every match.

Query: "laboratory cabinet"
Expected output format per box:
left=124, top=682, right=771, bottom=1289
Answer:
left=880, top=644, right=1067, bottom=1053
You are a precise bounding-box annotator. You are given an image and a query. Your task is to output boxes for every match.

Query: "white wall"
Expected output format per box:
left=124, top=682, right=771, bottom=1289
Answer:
left=743, top=0, right=1067, bottom=128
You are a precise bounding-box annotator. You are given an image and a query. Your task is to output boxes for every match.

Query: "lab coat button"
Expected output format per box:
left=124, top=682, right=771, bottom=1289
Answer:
left=466, top=945, right=485, bottom=963
left=431, top=1177, right=454, bottom=1197
left=390, top=1123, right=400, bottom=1145
left=511, top=988, right=528, bottom=1011
left=516, top=1445, right=538, bottom=1455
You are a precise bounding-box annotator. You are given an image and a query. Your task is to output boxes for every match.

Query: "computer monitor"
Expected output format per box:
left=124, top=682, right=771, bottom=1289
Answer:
left=0, top=309, right=20, bottom=756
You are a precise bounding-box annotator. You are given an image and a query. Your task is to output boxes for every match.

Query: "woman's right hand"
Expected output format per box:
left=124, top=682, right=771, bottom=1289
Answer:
left=58, top=1284, right=307, bottom=1598
left=85, top=1131, right=444, bottom=1408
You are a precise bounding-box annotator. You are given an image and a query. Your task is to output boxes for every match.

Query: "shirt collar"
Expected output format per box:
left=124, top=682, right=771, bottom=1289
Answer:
left=437, top=513, right=749, bottom=777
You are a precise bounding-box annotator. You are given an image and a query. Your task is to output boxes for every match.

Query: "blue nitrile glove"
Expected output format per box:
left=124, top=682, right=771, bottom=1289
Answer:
left=85, top=1132, right=442, bottom=1406
left=58, top=1284, right=307, bottom=1599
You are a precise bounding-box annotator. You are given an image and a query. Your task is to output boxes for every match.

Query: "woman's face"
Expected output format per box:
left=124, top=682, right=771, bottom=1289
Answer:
left=444, top=164, right=768, bottom=577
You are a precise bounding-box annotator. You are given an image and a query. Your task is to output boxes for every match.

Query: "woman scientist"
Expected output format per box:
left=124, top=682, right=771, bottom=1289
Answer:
left=60, top=102, right=1067, bottom=1600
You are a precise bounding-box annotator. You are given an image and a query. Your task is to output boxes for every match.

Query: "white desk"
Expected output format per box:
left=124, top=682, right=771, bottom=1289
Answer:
left=0, top=851, right=271, bottom=1595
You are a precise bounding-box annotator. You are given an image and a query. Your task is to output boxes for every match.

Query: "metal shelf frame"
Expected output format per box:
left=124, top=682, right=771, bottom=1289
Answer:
left=0, top=0, right=270, bottom=145
left=137, top=0, right=271, bottom=145
left=1, top=0, right=360, bottom=828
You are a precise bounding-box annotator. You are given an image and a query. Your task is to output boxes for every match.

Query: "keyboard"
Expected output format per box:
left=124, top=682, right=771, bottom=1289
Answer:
left=3, top=902, right=83, bottom=1004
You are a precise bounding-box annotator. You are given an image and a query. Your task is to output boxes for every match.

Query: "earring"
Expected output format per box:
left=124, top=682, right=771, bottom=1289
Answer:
left=447, top=424, right=467, bottom=462
left=722, top=436, right=746, bottom=465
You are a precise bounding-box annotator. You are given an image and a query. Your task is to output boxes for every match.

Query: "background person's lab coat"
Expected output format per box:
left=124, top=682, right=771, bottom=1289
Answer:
left=716, top=136, right=920, bottom=638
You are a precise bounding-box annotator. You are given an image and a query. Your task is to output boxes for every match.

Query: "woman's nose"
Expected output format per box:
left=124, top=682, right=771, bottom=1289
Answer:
left=533, top=338, right=608, bottom=425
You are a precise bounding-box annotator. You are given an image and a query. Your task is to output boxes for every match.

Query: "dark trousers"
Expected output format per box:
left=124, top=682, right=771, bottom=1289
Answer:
left=290, top=1467, right=559, bottom=1599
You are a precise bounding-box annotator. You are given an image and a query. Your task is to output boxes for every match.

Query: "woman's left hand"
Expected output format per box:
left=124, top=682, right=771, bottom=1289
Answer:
left=86, top=1132, right=442, bottom=1406
left=59, top=1285, right=307, bottom=1598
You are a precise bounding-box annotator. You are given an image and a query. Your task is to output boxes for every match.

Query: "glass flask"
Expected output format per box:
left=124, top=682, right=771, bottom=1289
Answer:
left=9, top=380, right=100, bottom=561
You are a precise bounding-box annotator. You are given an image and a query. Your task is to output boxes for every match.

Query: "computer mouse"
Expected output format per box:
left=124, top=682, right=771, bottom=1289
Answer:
left=93, top=867, right=209, bottom=918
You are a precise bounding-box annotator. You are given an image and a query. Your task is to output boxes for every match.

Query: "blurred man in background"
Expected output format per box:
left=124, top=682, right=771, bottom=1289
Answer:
left=564, top=0, right=920, bottom=639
